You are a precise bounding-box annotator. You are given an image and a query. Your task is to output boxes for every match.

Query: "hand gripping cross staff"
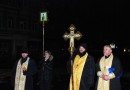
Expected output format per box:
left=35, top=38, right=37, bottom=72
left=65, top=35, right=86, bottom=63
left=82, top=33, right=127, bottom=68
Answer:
left=63, top=24, right=82, bottom=90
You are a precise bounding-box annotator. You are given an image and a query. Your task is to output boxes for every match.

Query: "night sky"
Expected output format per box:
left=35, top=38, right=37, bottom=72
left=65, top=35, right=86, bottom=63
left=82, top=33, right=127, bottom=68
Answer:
left=43, top=0, right=130, bottom=52
left=38, top=0, right=130, bottom=71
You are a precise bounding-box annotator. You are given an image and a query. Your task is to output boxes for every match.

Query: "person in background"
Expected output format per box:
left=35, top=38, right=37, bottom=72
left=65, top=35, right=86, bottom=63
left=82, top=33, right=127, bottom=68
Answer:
left=39, top=50, right=54, bottom=90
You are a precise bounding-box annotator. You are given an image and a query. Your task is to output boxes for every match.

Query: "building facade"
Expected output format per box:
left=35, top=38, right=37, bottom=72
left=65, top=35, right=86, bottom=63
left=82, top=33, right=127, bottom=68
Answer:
left=0, top=0, right=44, bottom=67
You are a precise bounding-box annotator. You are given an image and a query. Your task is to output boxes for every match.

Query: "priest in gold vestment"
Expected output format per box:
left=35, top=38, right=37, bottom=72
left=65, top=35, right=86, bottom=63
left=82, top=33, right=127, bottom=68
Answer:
left=69, top=43, right=95, bottom=90
left=96, top=45, right=122, bottom=90
left=11, top=47, right=37, bottom=90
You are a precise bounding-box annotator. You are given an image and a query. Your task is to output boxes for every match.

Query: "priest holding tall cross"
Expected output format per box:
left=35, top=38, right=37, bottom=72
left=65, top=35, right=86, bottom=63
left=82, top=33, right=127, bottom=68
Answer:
left=63, top=24, right=95, bottom=90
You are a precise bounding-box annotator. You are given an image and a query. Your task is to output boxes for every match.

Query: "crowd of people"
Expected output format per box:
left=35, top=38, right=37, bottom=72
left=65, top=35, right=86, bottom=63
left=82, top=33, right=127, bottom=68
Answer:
left=11, top=43, right=123, bottom=90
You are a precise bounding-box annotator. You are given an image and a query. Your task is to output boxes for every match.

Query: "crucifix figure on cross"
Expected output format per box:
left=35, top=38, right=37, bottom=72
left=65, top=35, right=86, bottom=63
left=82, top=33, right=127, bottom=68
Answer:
left=63, top=24, right=82, bottom=56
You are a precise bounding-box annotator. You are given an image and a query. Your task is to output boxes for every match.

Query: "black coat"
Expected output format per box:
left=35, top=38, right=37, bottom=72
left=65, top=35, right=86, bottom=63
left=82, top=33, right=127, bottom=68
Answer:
left=67, top=55, right=95, bottom=90
left=11, top=58, right=37, bottom=90
left=39, top=58, right=54, bottom=90
left=95, top=56, right=123, bottom=90
left=41, top=59, right=53, bottom=80
left=79, top=55, right=95, bottom=90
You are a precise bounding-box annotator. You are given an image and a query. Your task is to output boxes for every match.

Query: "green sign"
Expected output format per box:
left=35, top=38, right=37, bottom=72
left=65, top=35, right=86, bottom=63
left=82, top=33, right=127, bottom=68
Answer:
left=40, top=12, right=47, bottom=21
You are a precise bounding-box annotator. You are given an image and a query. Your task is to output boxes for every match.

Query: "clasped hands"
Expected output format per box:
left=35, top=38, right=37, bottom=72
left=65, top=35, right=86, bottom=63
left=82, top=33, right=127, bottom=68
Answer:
left=102, top=75, right=110, bottom=81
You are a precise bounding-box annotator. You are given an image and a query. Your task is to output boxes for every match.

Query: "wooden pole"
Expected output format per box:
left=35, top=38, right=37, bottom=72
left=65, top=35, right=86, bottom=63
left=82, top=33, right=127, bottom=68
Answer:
left=42, top=21, right=44, bottom=54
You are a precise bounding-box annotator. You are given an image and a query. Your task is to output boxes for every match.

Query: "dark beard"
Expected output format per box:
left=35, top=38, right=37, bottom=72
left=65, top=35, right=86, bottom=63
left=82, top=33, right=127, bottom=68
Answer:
left=78, top=51, right=87, bottom=57
left=21, top=57, right=27, bottom=65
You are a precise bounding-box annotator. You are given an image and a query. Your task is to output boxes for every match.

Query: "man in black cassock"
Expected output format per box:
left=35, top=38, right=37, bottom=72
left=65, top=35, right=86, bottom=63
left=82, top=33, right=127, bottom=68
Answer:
left=96, top=45, right=123, bottom=90
left=68, top=43, right=95, bottom=90
left=11, top=47, right=37, bottom=90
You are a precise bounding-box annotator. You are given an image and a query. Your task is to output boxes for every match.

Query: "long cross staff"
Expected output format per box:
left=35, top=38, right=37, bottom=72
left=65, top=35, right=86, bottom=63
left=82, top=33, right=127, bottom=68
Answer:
left=63, top=24, right=82, bottom=90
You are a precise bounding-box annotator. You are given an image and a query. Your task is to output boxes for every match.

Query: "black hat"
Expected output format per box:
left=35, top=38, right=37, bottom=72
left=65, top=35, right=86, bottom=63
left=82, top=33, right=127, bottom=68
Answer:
left=21, top=47, right=28, bottom=53
left=79, top=43, right=87, bottom=50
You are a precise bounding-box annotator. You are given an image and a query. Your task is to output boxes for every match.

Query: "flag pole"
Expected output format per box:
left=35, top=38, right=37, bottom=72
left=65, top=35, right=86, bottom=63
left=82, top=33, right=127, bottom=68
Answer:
left=40, top=12, right=47, bottom=53
left=42, top=21, right=44, bottom=53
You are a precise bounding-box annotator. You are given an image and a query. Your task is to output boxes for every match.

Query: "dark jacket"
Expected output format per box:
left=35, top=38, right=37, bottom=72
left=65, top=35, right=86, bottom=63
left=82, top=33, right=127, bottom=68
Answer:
left=39, top=55, right=54, bottom=80
left=39, top=55, right=54, bottom=90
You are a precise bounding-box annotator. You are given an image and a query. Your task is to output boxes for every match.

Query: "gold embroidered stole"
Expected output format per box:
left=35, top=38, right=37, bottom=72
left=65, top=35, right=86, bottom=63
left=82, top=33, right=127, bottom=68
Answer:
left=15, top=57, right=30, bottom=90
left=97, top=54, right=113, bottom=90
left=70, top=53, right=88, bottom=90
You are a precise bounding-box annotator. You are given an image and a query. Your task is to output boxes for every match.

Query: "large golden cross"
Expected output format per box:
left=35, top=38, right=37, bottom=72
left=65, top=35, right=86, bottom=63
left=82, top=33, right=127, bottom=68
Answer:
left=63, top=24, right=82, bottom=56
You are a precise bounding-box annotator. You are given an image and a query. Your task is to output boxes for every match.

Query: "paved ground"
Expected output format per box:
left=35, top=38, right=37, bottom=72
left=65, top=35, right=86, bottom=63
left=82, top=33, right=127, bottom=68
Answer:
left=0, top=69, right=70, bottom=90
left=0, top=69, right=130, bottom=90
